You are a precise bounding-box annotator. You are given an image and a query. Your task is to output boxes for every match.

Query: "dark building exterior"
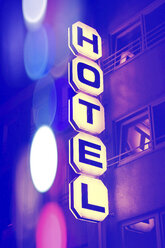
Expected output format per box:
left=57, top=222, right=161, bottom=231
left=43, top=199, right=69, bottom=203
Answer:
left=99, top=0, right=165, bottom=247
left=0, top=0, right=165, bottom=247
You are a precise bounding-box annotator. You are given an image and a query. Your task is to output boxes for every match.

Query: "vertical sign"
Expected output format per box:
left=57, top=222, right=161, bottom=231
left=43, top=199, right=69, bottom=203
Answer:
left=68, top=21, right=109, bottom=222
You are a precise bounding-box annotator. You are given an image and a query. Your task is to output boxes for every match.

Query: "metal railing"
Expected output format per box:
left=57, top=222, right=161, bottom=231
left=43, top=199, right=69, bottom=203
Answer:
left=102, top=21, right=165, bottom=75
left=107, top=140, right=152, bottom=167
left=107, top=133, right=165, bottom=167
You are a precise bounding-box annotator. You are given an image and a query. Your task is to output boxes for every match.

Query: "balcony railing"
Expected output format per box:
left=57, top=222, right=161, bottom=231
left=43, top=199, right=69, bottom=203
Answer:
left=107, top=133, right=165, bottom=168
left=102, top=21, right=165, bottom=76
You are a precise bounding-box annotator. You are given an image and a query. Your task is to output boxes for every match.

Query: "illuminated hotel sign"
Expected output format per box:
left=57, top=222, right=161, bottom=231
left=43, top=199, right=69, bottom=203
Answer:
left=68, top=21, right=109, bottom=222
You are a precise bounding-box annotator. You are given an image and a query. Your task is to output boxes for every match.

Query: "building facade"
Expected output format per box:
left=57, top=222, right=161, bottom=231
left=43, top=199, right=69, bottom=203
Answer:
left=0, top=0, right=165, bottom=247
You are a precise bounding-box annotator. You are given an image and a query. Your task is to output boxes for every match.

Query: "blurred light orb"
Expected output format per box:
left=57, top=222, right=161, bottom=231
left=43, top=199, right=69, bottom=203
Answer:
left=22, top=0, right=47, bottom=28
left=24, top=27, right=48, bottom=80
left=36, top=203, right=67, bottom=248
left=30, top=126, right=58, bottom=193
left=33, top=75, right=57, bottom=127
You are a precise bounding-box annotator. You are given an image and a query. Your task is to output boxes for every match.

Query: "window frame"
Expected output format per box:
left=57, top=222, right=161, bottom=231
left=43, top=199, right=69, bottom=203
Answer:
left=121, top=213, right=161, bottom=248
left=115, top=106, right=153, bottom=166
left=143, top=0, right=165, bottom=49
left=111, top=16, right=143, bottom=68
left=103, top=0, right=165, bottom=75
left=151, top=97, right=165, bottom=149
left=107, top=97, right=165, bottom=168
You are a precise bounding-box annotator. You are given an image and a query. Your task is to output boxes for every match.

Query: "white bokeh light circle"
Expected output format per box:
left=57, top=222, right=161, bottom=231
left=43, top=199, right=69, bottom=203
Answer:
left=22, top=0, right=47, bottom=27
left=30, top=126, right=58, bottom=193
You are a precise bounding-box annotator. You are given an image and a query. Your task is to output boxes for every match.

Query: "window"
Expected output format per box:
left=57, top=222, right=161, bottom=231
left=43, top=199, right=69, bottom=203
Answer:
left=116, top=108, right=151, bottom=162
left=103, top=1, right=165, bottom=75
left=144, top=2, right=165, bottom=47
left=121, top=210, right=165, bottom=248
left=107, top=98, right=165, bottom=167
left=122, top=217, right=158, bottom=248
left=111, top=18, right=142, bottom=67
left=152, top=100, right=165, bottom=145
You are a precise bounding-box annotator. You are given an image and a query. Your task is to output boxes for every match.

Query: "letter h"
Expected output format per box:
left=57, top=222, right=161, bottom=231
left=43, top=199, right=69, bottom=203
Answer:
left=78, top=26, right=98, bottom=54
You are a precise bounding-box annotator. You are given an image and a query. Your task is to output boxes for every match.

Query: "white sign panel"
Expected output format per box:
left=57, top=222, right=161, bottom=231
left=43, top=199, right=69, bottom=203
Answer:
left=69, top=56, right=103, bottom=96
left=68, top=21, right=102, bottom=61
left=69, top=92, right=105, bottom=134
left=68, top=21, right=109, bottom=223
left=69, top=132, right=107, bottom=176
left=69, top=175, right=109, bottom=222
